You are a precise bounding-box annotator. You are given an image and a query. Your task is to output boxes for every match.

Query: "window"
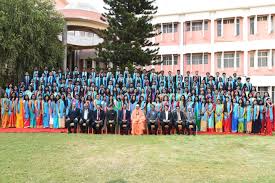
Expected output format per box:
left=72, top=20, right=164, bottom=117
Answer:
left=258, top=51, right=268, bottom=67
left=185, top=22, right=190, bottom=31
left=250, top=52, right=254, bottom=67
left=186, top=54, right=208, bottom=65
left=223, top=19, right=234, bottom=24
left=236, top=52, right=240, bottom=68
left=217, top=53, right=222, bottom=68
left=271, top=16, right=274, bottom=33
left=250, top=17, right=255, bottom=35
left=224, top=53, right=234, bottom=68
left=236, top=18, right=240, bottom=36
left=217, top=19, right=222, bottom=36
left=162, top=55, right=178, bottom=65
left=204, top=21, right=208, bottom=30
left=204, top=54, right=208, bottom=64
left=192, top=21, right=202, bottom=31
left=258, top=87, right=268, bottom=97
left=162, top=23, right=178, bottom=33
left=257, top=16, right=267, bottom=21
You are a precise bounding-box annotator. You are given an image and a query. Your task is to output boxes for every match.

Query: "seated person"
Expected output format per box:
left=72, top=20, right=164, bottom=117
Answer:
left=118, top=104, right=131, bottom=134
left=159, top=104, right=173, bottom=135
left=92, top=104, right=105, bottom=134
left=131, top=104, right=146, bottom=135
left=186, top=107, right=196, bottom=135
left=146, top=104, right=158, bottom=135
left=66, top=103, right=80, bottom=133
left=79, top=102, right=93, bottom=133
left=173, top=105, right=186, bottom=134
left=106, top=104, right=117, bottom=133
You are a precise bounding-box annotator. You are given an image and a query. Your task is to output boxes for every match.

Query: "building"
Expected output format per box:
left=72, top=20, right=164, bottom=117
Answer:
left=149, top=0, right=275, bottom=101
left=55, top=0, right=275, bottom=100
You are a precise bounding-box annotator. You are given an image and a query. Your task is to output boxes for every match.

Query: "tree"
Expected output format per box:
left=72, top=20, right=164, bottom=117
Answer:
left=96, top=0, right=159, bottom=69
left=0, top=0, right=65, bottom=86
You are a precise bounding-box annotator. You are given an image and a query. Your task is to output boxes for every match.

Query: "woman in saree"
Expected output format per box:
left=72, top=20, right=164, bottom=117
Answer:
left=223, top=96, right=232, bottom=133
left=206, top=98, right=215, bottom=132
left=232, top=98, right=239, bottom=133
left=252, top=100, right=261, bottom=134
left=194, top=96, right=201, bottom=131
left=245, top=100, right=253, bottom=133
left=43, top=95, right=50, bottom=128
left=238, top=98, right=245, bottom=133
left=259, top=99, right=266, bottom=134
left=131, top=104, right=146, bottom=135
left=215, top=98, right=224, bottom=132
left=1, top=93, right=10, bottom=128
left=200, top=98, right=208, bottom=132
left=35, top=94, right=43, bottom=128
left=265, top=98, right=273, bottom=135
left=9, top=95, right=17, bottom=128
left=16, top=92, right=24, bottom=128
left=29, top=94, right=37, bottom=128
left=58, top=94, right=66, bottom=128
left=23, top=95, right=30, bottom=128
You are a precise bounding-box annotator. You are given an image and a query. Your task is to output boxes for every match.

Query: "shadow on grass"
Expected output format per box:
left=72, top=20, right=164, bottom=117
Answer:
left=107, top=179, right=128, bottom=183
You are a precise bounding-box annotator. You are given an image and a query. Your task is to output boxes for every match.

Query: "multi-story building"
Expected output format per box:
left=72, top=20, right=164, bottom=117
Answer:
left=149, top=0, right=275, bottom=101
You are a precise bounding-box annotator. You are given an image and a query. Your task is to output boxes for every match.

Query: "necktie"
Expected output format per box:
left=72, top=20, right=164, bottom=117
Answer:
left=123, top=110, right=126, bottom=120
left=97, top=110, right=99, bottom=120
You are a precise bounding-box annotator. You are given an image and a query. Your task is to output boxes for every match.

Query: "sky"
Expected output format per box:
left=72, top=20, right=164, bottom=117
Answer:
left=66, top=0, right=275, bottom=15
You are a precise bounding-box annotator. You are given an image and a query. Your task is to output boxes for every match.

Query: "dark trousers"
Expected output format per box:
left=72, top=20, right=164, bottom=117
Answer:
left=79, top=118, right=90, bottom=133
left=174, top=121, right=186, bottom=134
left=161, top=121, right=172, bottom=135
left=119, top=121, right=130, bottom=135
left=186, top=122, right=196, bottom=135
left=147, top=122, right=158, bottom=134
left=66, top=118, right=78, bottom=133
left=92, top=121, right=104, bottom=134
left=106, top=120, right=116, bottom=133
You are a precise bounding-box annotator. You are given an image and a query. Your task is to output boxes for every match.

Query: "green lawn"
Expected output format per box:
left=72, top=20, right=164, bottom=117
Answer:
left=0, top=134, right=275, bottom=183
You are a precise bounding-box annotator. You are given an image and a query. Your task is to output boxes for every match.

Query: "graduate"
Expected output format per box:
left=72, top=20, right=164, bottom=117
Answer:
left=43, top=95, right=50, bottom=128
left=35, top=94, right=43, bottom=128
left=265, top=98, right=273, bottom=136
left=215, top=98, right=224, bottom=132
left=206, top=98, right=215, bottom=132
left=1, top=93, right=10, bottom=128
left=200, top=98, right=208, bottom=132
left=223, top=96, right=232, bottom=133
left=23, top=95, right=30, bottom=128
left=9, top=96, right=17, bottom=128
left=131, top=104, right=146, bottom=135
left=237, top=99, right=245, bottom=133
left=245, top=100, right=253, bottom=133
left=232, top=98, right=239, bottom=133
left=58, top=94, right=66, bottom=128
left=29, top=94, right=37, bottom=128
left=16, top=93, right=24, bottom=128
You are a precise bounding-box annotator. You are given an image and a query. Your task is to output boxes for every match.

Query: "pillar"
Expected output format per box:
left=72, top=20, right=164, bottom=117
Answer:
left=62, top=24, right=67, bottom=72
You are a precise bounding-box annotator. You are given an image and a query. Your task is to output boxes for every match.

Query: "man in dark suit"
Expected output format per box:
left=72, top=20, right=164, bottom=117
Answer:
left=146, top=104, right=158, bottom=135
left=173, top=106, right=187, bottom=135
left=92, top=104, right=105, bottom=134
left=106, top=104, right=117, bottom=134
left=160, top=104, right=173, bottom=135
left=186, top=107, right=196, bottom=135
left=79, top=102, right=93, bottom=133
left=66, top=103, right=80, bottom=133
left=118, top=104, right=131, bottom=135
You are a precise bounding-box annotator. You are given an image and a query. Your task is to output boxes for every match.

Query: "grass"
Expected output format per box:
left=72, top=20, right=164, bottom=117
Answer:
left=0, top=134, right=275, bottom=183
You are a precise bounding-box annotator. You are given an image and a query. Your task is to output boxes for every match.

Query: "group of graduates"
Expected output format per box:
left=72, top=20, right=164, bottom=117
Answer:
left=0, top=66, right=274, bottom=135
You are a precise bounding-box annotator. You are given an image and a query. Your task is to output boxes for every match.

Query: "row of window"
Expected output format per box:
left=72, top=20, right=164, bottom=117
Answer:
left=156, top=51, right=275, bottom=67
left=158, top=15, right=274, bottom=35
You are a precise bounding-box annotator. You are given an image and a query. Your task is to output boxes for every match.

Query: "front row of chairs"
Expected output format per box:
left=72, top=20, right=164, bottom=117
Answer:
left=65, top=118, right=196, bottom=135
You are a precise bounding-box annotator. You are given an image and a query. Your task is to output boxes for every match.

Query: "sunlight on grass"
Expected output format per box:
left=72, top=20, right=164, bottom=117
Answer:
left=0, top=134, right=274, bottom=183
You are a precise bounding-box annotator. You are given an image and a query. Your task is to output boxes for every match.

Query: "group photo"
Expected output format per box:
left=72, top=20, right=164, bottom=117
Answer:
left=1, top=0, right=275, bottom=182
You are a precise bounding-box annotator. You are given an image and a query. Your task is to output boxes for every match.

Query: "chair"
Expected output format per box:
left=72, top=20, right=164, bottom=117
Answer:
left=106, top=120, right=116, bottom=134
left=119, top=120, right=130, bottom=135
left=147, top=119, right=157, bottom=135
left=92, top=120, right=104, bottom=134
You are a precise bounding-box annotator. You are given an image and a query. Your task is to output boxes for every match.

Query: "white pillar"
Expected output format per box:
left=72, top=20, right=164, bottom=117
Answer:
left=234, top=17, right=237, bottom=36
left=202, top=52, right=205, bottom=72
left=62, top=23, right=67, bottom=71
left=268, top=49, right=272, bottom=69
left=221, top=52, right=224, bottom=71
left=161, top=55, right=163, bottom=70
left=254, top=15, right=257, bottom=34
left=244, top=50, right=248, bottom=76
left=243, top=15, right=248, bottom=41
left=202, top=19, right=205, bottom=37
left=180, top=53, right=184, bottom=75
left=234, top=51, right=237, bottom=71
left=172, top=22, right=175, bottom=40
left=190, top=53, right=193, bottom=73
left=221, top=18, right=224, bottom=37
left=210, top=15, right=215, bottom=75
left=161, top=23, right=163, bottom=41
left=254, top=50, right=258, bottom=70
left=180, top=21, right=184, bottom=45
left=268, top=14, right=272, bottom=34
